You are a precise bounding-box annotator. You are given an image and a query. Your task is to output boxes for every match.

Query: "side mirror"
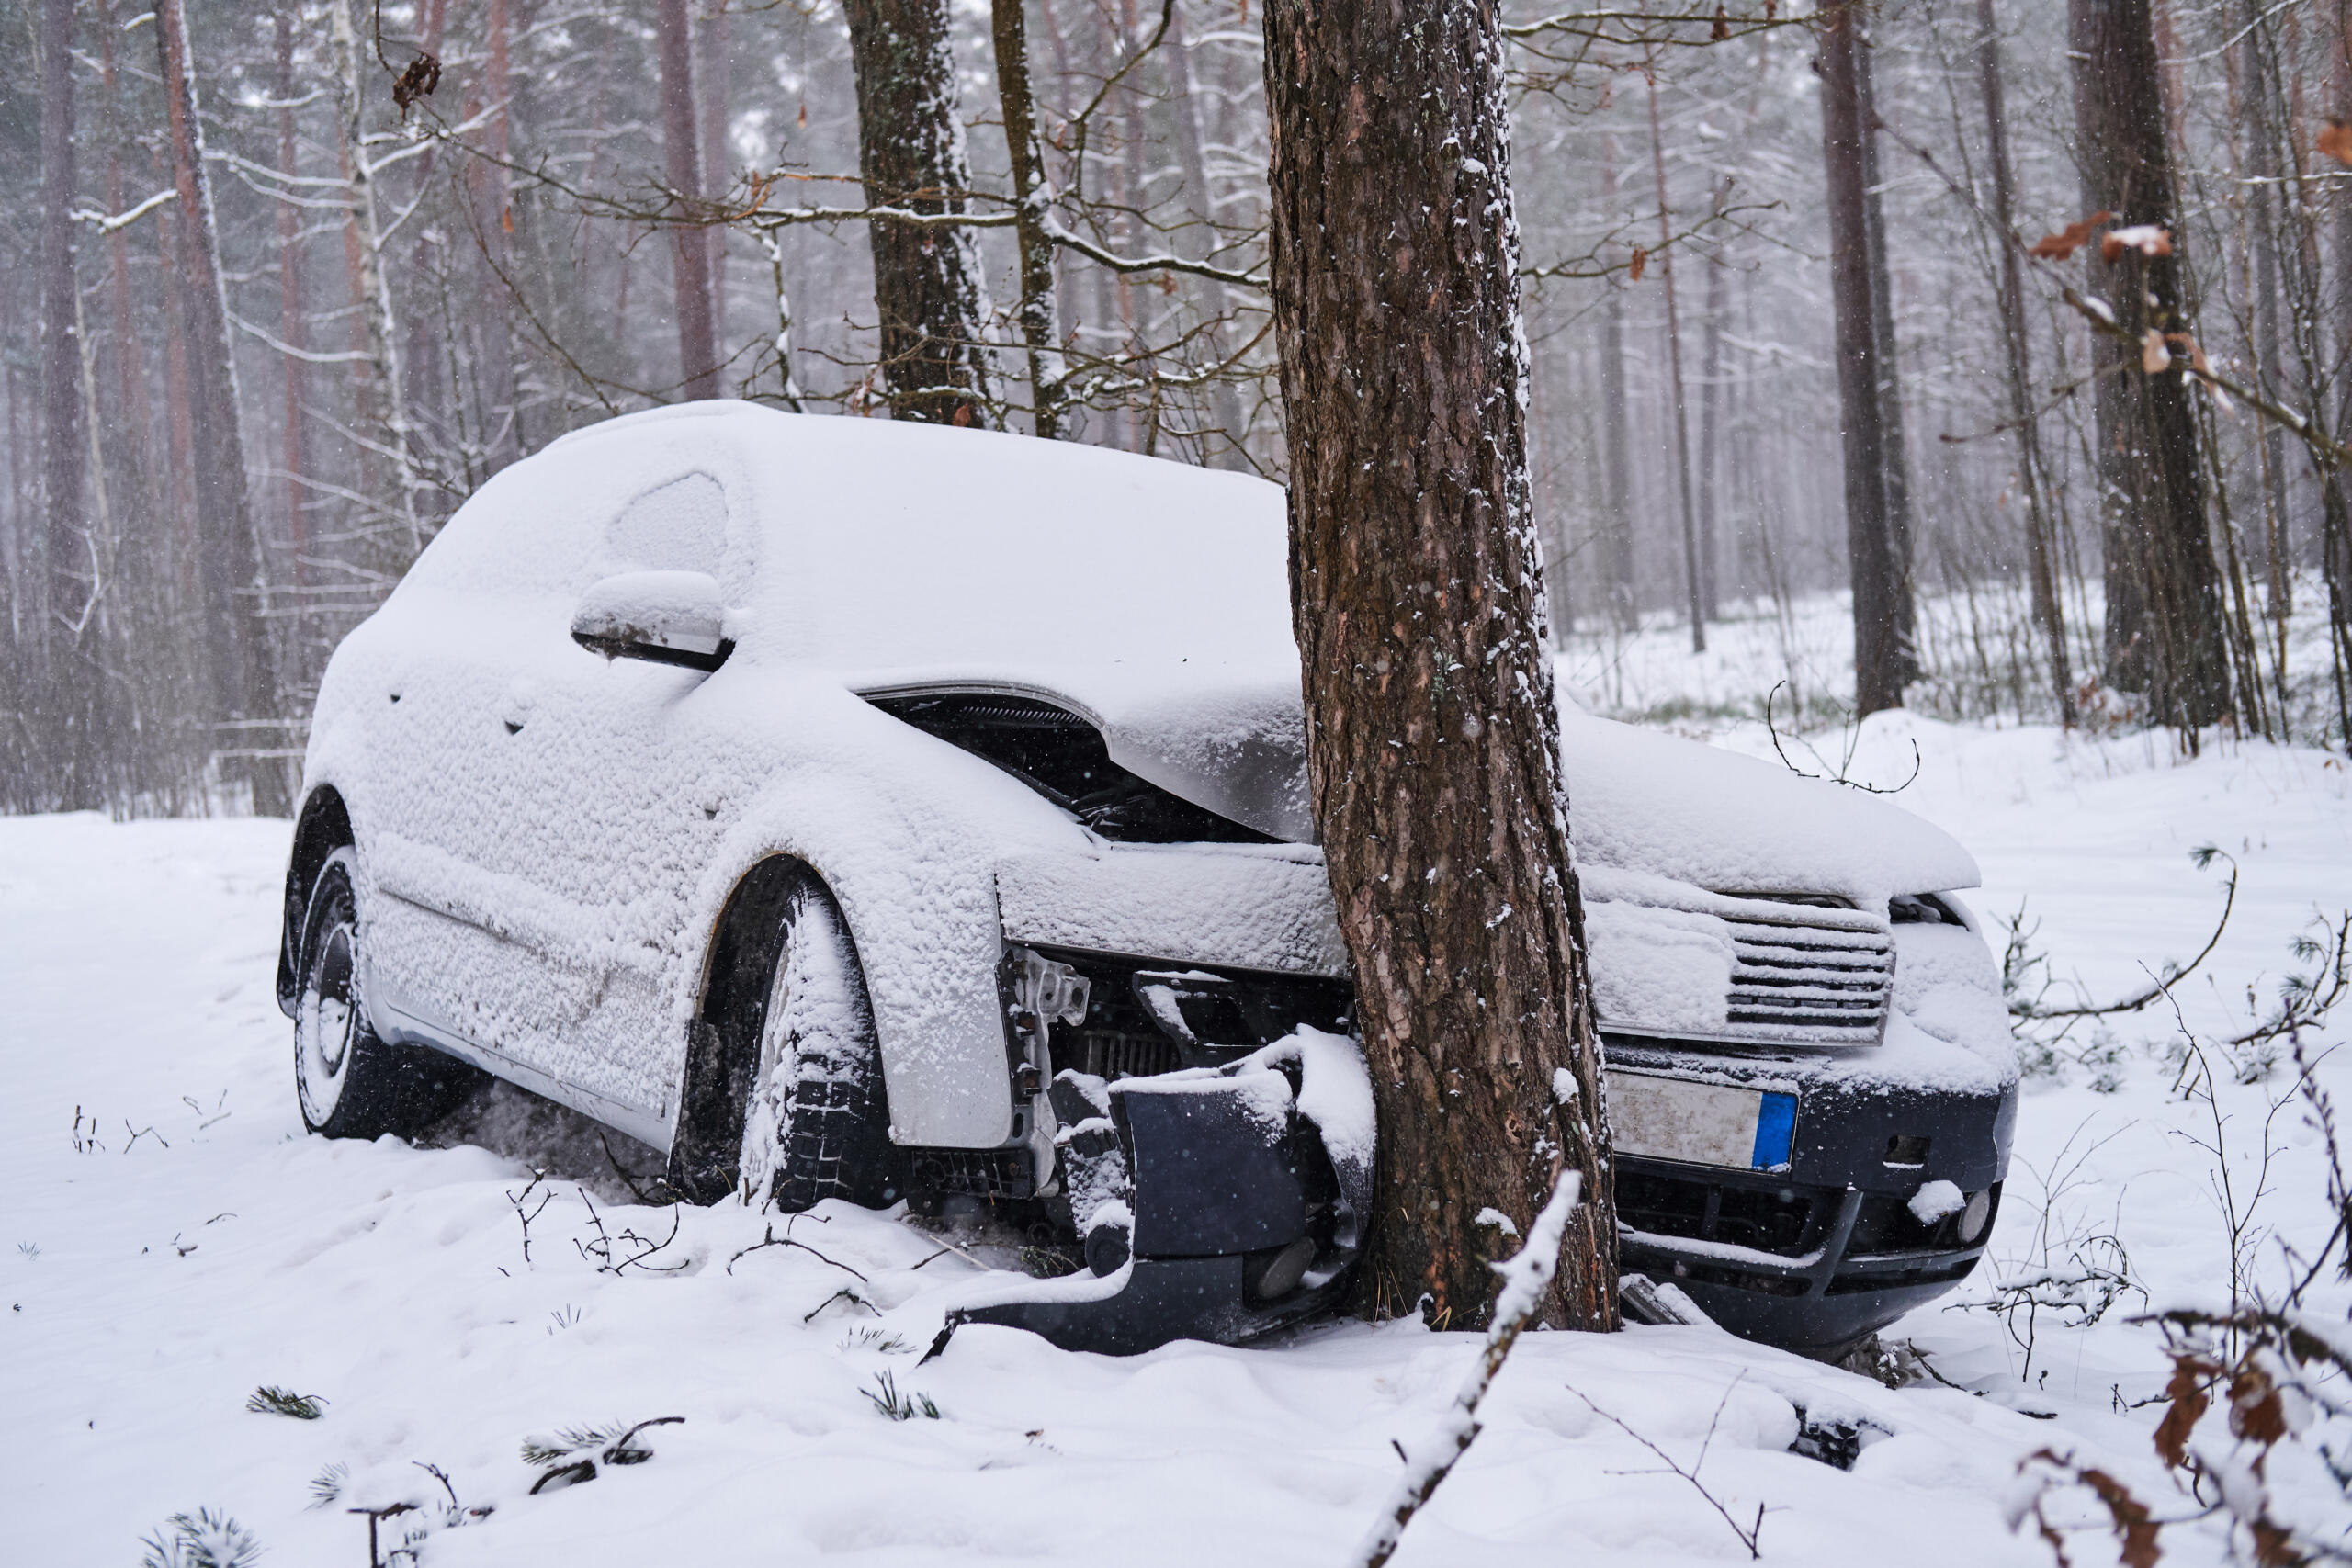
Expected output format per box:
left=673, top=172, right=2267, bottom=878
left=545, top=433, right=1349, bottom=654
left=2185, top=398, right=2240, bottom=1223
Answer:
left=570, top=570, right=733, bottom=672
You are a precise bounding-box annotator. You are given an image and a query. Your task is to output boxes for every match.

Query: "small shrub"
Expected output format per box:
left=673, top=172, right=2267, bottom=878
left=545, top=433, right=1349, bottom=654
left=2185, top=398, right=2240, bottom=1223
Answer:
left=140, top=1509, right=261, bottom=1568
left=863, top=1370, right=940, bottom=1421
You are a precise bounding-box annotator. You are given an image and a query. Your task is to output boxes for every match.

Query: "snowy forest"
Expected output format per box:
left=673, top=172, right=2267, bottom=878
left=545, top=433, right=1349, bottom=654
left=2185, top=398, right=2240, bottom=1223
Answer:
left=5, top=0, right=2351, bottom=814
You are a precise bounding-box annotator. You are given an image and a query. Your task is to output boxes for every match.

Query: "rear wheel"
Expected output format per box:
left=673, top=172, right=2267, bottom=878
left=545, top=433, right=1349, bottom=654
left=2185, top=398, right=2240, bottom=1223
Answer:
left=741, top=879, right=900, bottom=1212
left=294, top=847, right=476, bottom=1139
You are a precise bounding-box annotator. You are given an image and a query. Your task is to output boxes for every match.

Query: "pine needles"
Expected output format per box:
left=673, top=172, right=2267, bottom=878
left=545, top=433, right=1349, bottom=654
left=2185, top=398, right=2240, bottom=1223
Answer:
left=520, top=1416, right=684, bottom=1494
left=863, top=1370, right=941, bottom=1421
left=140, top=1508, right=262, bottom=1568
left=245, top=1384, right=326, bottom=1419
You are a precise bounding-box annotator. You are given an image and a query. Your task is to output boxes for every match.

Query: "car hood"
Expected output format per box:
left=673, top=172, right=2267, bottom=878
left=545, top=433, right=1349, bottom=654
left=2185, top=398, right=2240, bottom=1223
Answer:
left=855, top=664, right=1976, bottom=905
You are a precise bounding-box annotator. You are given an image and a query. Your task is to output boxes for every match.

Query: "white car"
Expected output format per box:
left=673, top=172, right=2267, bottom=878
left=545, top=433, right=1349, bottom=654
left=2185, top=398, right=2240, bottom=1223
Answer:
left=278, top=403, right=2017, bottom=1355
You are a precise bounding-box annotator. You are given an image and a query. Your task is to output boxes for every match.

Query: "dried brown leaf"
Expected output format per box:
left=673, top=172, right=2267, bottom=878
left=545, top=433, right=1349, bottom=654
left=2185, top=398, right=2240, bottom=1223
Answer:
left=2030, top=211, right=2114, bottom=262
left=2154, top=1353, right=2216, bottom=1469
left=1713, top=5, right=1731, bottom=40
left=2231, top=1359, right=2290, bottom=1450
left=2079, top=1466, right=2162, bottom=1568
left=1629, top=247, right=1648, bottom=283
left=2318, top=118, right=2352, bottom=167
left=2141, top=329, right=2172, bottom=374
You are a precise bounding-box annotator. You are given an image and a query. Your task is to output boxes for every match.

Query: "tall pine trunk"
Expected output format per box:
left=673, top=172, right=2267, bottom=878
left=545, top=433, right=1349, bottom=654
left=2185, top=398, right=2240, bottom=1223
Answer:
left=1976, top=0, right=2075, bottom=723
left=658, top=0, right=721, bottom=401
left=2070, top=0, right=2231, bottom=731
left=1820, top=0, right=1906, bottom=716
left=1647, top=75, right=1708, bottom=653
left=38, top=0, right=88, bottom=803
left=1261, top=0, right=1616, bottom=1333
left=843, top=0, right=998, bottom=425
left=1598, top=134, right=1637, bottom=635
left=1854, top=28, right=1917, bottom=681
left=158, top=0, right=289, bottom=813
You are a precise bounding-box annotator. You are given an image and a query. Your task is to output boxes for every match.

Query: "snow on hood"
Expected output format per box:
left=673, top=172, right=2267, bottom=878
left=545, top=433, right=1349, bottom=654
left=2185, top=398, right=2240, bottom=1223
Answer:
left=1559, top=707, right=1980, bottom=903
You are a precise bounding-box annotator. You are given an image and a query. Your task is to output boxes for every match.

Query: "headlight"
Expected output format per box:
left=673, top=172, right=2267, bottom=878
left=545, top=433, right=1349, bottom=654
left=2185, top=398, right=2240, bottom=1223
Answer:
left=1956, top=1188, right=1993, bottom=1244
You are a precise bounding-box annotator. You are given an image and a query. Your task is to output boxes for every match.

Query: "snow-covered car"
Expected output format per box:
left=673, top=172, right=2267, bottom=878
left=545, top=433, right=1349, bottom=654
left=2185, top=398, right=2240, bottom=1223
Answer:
left=276, top=403, right=2017, bottom=1357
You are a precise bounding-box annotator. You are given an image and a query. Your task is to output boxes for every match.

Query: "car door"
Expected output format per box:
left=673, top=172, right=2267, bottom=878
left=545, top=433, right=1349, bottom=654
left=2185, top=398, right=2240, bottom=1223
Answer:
left=360, top=468, right=741, bottom=1145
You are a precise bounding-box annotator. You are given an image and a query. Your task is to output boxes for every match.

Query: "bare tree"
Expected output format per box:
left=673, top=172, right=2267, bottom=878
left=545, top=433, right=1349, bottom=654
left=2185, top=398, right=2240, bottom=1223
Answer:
left=1598, top=131, right=1638, bottom=635
left=659, top=0, right=722, bottom=401
left=2069, top=0, right=2231, bottom=729
left=1261, top=0, right=1617, bottom=1331
left=842, top=0, right=999, bottom=424
left=36, top=0, right=85, bottom=803
left=1819, top=0, right=1908, bottom=717
left=1974, top=0, right=2075, bottom=724
left=158, top=0, right=288, bottom=813
left=1647, top=73, right=1708, bottom=652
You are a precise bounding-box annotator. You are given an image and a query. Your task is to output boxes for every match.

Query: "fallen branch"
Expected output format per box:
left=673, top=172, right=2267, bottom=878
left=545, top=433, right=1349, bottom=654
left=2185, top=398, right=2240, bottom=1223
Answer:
left=1354, top=1170, right=1583, bottom=1568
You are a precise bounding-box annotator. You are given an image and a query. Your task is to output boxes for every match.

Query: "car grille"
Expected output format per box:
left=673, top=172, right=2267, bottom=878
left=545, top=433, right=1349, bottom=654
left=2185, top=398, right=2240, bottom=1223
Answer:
left=1720, top=900, right=1894, bottom=1044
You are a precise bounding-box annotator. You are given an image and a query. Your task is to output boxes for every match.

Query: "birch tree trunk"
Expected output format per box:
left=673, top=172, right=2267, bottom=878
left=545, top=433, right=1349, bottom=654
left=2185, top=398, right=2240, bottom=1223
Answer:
left=843, top=0, right=999, bottom=426
left=1819, top=0, right=1907, bottom=717
left=658, top=0, right=721, bottom=401
left=1261, top=0, right=1617, bottom=1334
left=2069, top=0, right=2232, bottom=730
left=158, top=0, right=289, bottom=814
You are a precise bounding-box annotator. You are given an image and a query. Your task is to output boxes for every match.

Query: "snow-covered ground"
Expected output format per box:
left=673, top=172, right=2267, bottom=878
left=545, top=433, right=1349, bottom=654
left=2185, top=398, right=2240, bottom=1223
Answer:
left=7, top=685, right=2350, bottom=1562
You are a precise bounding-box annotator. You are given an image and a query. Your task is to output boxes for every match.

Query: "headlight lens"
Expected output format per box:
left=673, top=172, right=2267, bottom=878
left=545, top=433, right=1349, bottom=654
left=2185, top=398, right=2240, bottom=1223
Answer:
left=1956, top=1188, right=1993, bottom=1244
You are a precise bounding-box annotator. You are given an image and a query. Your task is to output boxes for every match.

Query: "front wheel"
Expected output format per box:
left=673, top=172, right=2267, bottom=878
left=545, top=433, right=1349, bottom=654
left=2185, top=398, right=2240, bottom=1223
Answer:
left=740, top=878, right=900, bottom=1213
left=294, top=846, right=476, bottom=1139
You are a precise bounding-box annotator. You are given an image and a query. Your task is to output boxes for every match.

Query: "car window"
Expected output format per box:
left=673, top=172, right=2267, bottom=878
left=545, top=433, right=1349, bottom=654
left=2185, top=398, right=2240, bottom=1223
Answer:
left=597, top=472, right=728, bottom=579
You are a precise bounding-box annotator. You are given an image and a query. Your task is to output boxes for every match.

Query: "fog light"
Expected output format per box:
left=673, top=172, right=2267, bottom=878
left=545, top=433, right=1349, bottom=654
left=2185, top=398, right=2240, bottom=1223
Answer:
left=1248, top=1237, right=1317, bottom=1302
left=1956, top=1189, right=1992, bottom=1244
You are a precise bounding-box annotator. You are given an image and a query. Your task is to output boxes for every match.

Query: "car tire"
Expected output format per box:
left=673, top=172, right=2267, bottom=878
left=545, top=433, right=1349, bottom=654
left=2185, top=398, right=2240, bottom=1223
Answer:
left=293, top=846, right=477, bottom=1139
left=740, top=878, right=900, bottom=1212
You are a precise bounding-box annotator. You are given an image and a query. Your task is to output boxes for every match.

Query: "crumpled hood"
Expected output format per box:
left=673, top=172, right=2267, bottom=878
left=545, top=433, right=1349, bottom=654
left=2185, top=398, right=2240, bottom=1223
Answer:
left=1557, top=707, right=1978, bottom=903
left=860, top=664, right=1975, bottom=904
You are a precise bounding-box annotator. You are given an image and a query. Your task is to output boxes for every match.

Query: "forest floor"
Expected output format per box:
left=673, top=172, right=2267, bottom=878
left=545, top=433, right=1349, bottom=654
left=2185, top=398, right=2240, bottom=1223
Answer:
left=7, top=620, right=2352, bottom=1565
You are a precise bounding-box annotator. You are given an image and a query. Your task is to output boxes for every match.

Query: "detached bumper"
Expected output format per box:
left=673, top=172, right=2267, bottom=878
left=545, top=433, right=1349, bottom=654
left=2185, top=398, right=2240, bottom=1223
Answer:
left=949, top=1034, right=1370, bottom=1356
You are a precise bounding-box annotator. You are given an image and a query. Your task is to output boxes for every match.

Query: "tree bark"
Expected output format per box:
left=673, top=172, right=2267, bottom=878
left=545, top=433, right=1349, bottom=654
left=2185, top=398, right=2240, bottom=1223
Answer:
left=658, top=0, right=722, bottom=401
left=480, top=0, right=520, bottom=464
left=2240, top=0, right=2293, bottom=623
left=38, top=0, right=80, bottom=684
left=1598, top=134, right=1638, bottom=635
left=992, top=0, right=1069, bottom=439
left=276, top=9, right=310, bottom=589
left=1647, top=75, right=1708, bottom=654
left=1975, top=0, right=2075, bottom=724
left=843, top=0, right=999, bottom=425
left=328, top=0, right=420, bottom=552
left=1696, top=200, right=1726, bottom=624
left=158, top=0, right=290, bottom=813
left=1163, top=1, right=1252, bottom=469
left=698, top=1, right=733, bottom=334
left=1261, top=0, right=1616, bottom=1333
left=2069, top=0, right=2231, bottom=730
left=1818, top=0, right=1907, bottom=717
left=1854, top=28, right=1917, bottom=680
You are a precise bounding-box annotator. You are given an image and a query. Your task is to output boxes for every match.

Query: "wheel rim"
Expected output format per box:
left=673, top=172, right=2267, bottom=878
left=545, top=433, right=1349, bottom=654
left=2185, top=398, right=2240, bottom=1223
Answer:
left=297, top=906, right=359, bottom=1125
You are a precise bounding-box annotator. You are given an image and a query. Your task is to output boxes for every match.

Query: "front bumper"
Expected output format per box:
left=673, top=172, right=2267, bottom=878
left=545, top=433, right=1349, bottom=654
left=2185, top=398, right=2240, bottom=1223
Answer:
left=1608, top=1032, right=2015, bottom=1353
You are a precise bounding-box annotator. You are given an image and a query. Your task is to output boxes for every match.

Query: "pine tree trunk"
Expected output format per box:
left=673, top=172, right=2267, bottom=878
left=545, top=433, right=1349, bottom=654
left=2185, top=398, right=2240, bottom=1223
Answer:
left=842, top=0, right=998, bottom=425
left=1819, top=0, right=1907, bottom=717
left=157, top=0, right=289, bottom=813
left=1598, top=134, right=1638, bottom=635
left=1854, top=29, right=1917, bottom=680
left=38, top=0, right=85, bottom=802
left=991, top=0, right=1067, bottom=439
left=1647, top=75, right=1708, bottom=654
left=658, top=0, right=721, bottom=401
left=1697, top=209, right=1726, bottom=624
left=480, top=0, right=520, bottom=465
left=2069, top=0, right=2232, bottom=729
left=1261, top=0, right=1616, bottom=1334
left=1163, top=1, right=1252, bottom=469
left=2241, top=0, right=2293, bottom=623
left=276, top=11, right=310, bottom=592
left=698, top=2, right=733, bottom=333
left=1975, top=0, right=2075, bottom=724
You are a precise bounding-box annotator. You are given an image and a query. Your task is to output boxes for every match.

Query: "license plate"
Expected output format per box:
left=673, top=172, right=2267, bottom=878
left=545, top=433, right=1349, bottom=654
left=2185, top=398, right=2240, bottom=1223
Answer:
left=1606, top=1070, right=1797, bottom=1172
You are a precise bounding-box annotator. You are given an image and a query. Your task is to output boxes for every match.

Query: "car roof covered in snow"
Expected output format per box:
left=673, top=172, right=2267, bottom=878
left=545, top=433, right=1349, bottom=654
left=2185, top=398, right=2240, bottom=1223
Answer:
left=406, top=402, right=1977, bottom=897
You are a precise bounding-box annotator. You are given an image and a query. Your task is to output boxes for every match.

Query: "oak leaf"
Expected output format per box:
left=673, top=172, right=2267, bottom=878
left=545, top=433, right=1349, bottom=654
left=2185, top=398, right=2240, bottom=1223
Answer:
left=1629, top=247, right=1647, bottom=283
left=2319, top=118, right=2352, bottom=166
left=2101, top=225, right=2173, bottom=262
